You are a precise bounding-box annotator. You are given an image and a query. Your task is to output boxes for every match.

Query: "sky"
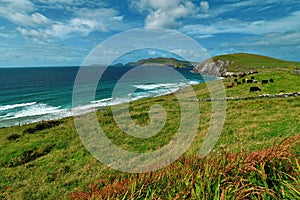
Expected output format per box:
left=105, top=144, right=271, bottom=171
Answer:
left=0, top=0, right=300, bottom=67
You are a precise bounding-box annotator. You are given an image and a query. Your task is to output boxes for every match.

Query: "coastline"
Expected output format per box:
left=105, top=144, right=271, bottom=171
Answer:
left=0, top=66, right=213, bottom=128
left=0, top=80, right=209, bottom=129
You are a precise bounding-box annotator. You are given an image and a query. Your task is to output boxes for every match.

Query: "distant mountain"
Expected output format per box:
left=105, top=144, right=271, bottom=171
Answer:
left=193, top=53, right=300, bottom=77
left=125, top=57, right=194, bottom=69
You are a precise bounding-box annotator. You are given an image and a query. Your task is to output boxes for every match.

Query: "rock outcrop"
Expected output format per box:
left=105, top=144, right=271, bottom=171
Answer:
left=293, top=69, right=300, bottom=75
left=192, top=59, right=234, bottom=77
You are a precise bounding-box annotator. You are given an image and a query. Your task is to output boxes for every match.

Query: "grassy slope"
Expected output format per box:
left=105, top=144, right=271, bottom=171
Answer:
left=213, top=52, right=300, bottom=71
left=213, top=53, right=300, bottom=97
left=0, top=53, right=299, bottom=199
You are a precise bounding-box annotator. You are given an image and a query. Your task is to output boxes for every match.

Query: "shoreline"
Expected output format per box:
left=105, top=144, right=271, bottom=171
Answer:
left=1, top=72, right=216, bottom=129
left=3, top=89, right=300, bottom=130
left=0, top=80, right=206, bottom=129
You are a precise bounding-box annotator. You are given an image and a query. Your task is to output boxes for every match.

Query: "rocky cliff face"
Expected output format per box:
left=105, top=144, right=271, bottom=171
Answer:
left=192, top=59, right=234, bottom=77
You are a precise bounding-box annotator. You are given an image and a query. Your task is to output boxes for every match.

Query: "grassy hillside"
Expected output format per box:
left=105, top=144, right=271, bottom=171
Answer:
left=210, top=53, right=300, bottom=97
left=213, top=53, right=300, bottom=72
left=0, top=53, right=299, bottom=199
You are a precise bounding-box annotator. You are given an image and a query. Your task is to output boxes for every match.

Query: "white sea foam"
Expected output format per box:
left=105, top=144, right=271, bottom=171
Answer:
left=0, top=102, right=72, bottom=127
left=5, top=103, right=63, bottom=120
left=91, top=97, right=113, bottom=104
left=132, top=80, right=200, bottom=99
left=0, top=79, right=204, bottom=128
left=0, top=113, right=13, bottom=120
left=72, top=97, right=132, bottom=116
left=0, top=102, right=37, bottom=111
left=189, top=80, right=201, bottom=85
left=133, top=83, right=178, bottom=90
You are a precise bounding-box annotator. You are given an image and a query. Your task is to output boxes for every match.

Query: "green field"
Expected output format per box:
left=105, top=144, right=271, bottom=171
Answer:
left=0, top=53, right=299, bottom=199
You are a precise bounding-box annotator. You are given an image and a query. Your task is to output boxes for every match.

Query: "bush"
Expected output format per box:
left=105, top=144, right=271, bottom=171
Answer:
left=23, top=121, right=61, bottom=134
left=6, top=144, right=55, bottom=167
left=7, top=134, right=21, bottom=141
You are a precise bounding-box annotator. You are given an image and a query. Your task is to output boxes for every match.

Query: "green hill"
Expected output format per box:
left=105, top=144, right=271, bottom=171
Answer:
left=208, top=53, right=300, bottom=97
left=125, top=57, right=193, bottom=68
left=212, top=52, right=300, bottom=72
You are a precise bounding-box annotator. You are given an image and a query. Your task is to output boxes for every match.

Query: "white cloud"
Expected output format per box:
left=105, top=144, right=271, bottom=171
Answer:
left=0, top=0, right=35, bottom=12
left=45, top=18, right=101, bottom=39
left=210, top=30, right=300, bottom=62
left=196, top=0, right=298, bottom=20
left=0, top=0, right=127, bottom=42
left=10, top=2, right=127, bottom=41
left=41, top=7, right=126, bottom=39
left=247, top=31, right=300, bottom=47
left=112, top=16, right=124, bottom=21
left=18, top=18, right=101, bottom=42
left=74, top=8, right=118, bottom=19
left=200, top=1, right=209, bottom=13
left=171, top=48, right=204, bottom=61
left=17, top=27, right=51, bottom=42
left=36, top=0, right=74, bottom=4
left=7, top=12, right=50, bottom=27
left=129, top=0, right=197, bottom=28
left=0, top=0, right=51, bottom=27
left=183, top=10, right=300, bottom=36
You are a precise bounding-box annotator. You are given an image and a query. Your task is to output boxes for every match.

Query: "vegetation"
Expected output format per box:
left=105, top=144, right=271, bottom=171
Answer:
left=0, top=53, right=299, bottom=199
left=23, top=120, right=61, bottom=134
left=125, top=57, right=194, bottom=68
left=213, top=52, right=300, bottom=72
left=71, top=135, right=300, bottom=199
left=6, top=133, right=21, bottom=141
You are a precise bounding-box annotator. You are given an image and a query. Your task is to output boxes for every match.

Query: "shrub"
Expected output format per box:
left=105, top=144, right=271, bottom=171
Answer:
left=23, top=120, right=61, bottom=134
left=6, top=144, right=55, bottom=167
left=7, top=134, right=21, bottom=141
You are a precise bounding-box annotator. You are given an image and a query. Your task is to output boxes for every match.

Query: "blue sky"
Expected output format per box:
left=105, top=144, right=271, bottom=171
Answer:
left=0, top=0, right=300, bottom=67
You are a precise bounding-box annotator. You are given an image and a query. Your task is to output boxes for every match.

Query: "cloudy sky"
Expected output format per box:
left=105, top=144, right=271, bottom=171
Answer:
left=0, top=0, right=300, bottom=67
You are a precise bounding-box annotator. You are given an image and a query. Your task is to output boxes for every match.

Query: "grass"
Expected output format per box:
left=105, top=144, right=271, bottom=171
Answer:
left=213, top=53, right=300, bottom=72
left=70, top=135, right=300, bottom=199
left=0, top=53, right=299, bottom=199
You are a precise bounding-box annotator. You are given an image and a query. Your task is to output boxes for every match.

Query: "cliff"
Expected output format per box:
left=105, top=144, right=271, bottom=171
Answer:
left=192, top=59, right=233, bottom=77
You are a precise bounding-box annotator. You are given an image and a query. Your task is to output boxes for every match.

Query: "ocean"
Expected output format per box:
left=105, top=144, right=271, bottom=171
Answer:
left=0, top=65, right=216, bottom=128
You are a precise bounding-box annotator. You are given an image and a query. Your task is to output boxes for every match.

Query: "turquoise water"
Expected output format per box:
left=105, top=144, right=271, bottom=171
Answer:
left=0, top=66, right=216, bottom=127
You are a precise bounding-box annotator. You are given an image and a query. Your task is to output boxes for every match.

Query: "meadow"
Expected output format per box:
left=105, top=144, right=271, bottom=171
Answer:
left=0, top=53, right=299, bottom=199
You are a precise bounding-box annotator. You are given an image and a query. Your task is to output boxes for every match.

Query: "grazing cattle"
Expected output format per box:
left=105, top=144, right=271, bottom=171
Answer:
left=247, top=79, right=253, bottom=83
left=242, top=79, right=246, bottom=83
left=269, top=78, right=274, bottom=83
left=226, top=83, right=234, bottom=89
left=251, top=76, right=255, bottom=80
left=234, top=78, right=238, bottom=82
left=253, top=80, right=258, bottom=83
left=237, top=81, right=242, bottom=85
left=262, top=80, right=268, bottom=84
left=249, top=86, right=261, bottom=92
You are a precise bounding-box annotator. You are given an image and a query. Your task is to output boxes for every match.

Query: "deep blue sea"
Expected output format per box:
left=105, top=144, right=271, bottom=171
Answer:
left=0, top=66, right=216, bottom=128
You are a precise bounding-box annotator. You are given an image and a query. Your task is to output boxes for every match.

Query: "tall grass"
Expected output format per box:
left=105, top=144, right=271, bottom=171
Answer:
left=70, top=135, right=300, bottom=200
